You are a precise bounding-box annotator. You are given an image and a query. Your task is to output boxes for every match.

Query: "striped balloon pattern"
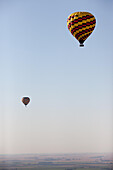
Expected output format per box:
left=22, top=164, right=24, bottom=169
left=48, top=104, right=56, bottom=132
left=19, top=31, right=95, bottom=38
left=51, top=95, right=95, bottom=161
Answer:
left=67, top=12, right=96, bottom=46
left=22, top=97, right=30, bottom=107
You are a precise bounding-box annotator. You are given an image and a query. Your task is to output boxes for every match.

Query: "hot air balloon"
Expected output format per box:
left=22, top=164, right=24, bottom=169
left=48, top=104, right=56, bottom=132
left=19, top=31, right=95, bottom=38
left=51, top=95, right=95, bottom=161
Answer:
left=22, top=97, right=30, bottom=107
left=67, top=11, right=96, bottom=47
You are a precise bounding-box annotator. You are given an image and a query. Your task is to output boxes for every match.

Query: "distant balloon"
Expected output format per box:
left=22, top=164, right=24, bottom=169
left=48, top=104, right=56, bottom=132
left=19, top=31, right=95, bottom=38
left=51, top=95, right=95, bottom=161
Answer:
left=67, top=11, right=96, bottom=47
left=22, top=97, right=30, bottom=107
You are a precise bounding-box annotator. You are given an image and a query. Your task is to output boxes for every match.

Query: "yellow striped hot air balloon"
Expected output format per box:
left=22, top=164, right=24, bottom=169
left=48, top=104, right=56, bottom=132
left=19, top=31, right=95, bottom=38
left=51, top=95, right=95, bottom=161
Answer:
left=67, top=11, right=96, bottom=47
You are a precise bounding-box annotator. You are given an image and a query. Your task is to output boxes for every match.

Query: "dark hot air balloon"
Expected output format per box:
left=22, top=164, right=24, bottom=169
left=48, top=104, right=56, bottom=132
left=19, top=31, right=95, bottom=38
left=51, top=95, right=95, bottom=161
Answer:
left=67, top=11, right=96, bottom=47
left=22, top=97, right=30, bottom=107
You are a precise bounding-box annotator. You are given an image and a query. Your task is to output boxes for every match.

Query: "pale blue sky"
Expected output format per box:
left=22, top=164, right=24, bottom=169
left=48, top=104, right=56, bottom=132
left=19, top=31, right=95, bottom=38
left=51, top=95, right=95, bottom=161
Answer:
left=0, top=0, right=113, bottom=154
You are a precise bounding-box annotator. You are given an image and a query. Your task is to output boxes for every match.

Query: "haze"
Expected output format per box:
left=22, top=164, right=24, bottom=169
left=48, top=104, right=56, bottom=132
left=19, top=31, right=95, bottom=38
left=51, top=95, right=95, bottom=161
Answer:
left=0, top=0, right=113, bottom=154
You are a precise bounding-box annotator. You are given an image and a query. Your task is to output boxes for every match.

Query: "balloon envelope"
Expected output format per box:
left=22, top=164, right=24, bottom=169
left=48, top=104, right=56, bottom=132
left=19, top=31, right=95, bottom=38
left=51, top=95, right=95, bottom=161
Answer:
left=22, top=97, right=30, bottom=106
left=67, top=11, right=96, bottom=46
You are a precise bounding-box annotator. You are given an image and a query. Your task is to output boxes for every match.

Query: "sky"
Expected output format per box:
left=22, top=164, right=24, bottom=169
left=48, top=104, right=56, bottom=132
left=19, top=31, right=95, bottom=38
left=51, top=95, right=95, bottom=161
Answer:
left=0, top=0, right=113, bottom=154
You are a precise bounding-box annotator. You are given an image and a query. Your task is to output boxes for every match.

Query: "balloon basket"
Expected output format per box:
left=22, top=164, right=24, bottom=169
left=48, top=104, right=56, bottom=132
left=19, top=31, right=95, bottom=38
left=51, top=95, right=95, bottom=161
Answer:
left=80, top=44, right=84, bottom=47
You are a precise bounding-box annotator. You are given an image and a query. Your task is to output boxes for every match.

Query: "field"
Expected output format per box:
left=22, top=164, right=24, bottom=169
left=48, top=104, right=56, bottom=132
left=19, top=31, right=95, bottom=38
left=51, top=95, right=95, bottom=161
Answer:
left=0, top=153, right=113, bottom=170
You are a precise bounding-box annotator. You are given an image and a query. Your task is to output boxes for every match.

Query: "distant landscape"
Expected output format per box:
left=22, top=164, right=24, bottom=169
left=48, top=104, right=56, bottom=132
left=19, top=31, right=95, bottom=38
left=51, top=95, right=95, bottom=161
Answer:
left=0, top=153, right=113, bottom=170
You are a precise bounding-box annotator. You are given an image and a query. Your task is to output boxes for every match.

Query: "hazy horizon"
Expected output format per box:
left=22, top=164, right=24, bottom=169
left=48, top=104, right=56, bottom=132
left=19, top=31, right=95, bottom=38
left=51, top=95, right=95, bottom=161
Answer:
left=0, top=0, right=113, bottom=154
left=0, top=152, right=113, bottom=155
